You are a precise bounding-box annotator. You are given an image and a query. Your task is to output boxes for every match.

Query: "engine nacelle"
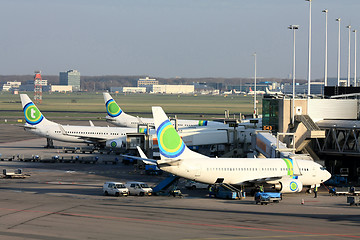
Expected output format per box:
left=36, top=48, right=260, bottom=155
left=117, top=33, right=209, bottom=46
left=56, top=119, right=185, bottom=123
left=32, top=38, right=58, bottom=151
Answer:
left=106, top=137, right=126, bottom=149
left=274, top=179, right=303, bottom=193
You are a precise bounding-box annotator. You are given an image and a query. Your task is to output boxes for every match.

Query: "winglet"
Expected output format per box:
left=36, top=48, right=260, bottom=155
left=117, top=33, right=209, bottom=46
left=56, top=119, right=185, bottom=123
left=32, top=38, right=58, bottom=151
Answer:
left=137, top=146, right=148, bottom=159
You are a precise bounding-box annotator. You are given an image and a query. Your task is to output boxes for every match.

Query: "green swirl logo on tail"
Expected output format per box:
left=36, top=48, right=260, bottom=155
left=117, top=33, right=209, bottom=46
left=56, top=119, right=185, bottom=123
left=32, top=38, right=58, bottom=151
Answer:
left=106, top=99, right=122, bottom=117
left=157, top=120, right=185, bottom=158
left=23, top=102, right=43, bottom=125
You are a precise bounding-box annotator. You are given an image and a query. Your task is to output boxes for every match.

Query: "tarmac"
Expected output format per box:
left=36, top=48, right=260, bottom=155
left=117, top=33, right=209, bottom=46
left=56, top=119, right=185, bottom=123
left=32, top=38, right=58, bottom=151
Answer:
left=0, top=124, right=359, bottom=239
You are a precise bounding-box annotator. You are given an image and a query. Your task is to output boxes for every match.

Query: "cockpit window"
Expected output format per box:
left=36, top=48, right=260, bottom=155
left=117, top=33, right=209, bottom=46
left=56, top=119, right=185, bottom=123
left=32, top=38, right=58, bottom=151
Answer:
left=320, top=167, right=327, bottom=171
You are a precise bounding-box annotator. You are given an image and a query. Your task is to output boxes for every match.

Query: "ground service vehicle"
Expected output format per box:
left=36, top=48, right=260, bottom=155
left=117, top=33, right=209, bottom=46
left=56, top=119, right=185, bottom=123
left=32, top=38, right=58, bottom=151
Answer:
left=185, top=180, right=209, bottom=190
left=254, top=192, right=282, bottom=205
left=126, top=182, right=152, bottom=196
left=103, top=182, right=129, bottom=197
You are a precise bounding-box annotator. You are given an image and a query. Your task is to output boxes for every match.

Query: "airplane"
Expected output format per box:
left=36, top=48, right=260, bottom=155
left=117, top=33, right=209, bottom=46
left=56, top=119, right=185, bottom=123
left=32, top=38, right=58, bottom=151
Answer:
left=20, top=94, right=138, bottom=147
left=103, top=92, right=225, bottom=128
left=20, top=94, right=229, bottom=149
left=233, top=89, right=246, bottom=95
left=131, top=106, right=331, bottom=193
left=265, top=87, right=283, bottom=96
left=222, top=90, right=233, bottom=95
left=248, top=87, right=265, bottom=95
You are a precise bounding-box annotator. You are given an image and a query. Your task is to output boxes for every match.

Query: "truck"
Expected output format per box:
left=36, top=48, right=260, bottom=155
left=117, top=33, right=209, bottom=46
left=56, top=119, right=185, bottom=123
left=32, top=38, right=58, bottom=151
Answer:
left=2, top=169, right=27, bottom=179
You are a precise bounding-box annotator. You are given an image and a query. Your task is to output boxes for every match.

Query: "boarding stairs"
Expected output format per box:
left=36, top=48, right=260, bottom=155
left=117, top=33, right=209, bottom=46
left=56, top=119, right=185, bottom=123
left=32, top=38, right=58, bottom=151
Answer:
left=152, top=175, right=180, bottom=195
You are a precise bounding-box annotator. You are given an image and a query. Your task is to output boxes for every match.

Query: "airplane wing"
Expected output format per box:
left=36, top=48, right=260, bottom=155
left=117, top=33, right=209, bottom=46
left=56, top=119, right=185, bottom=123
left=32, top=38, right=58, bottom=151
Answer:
left=58, top=124, right=107, bottom=143
left=243, top=176, right=283, bottom=184
left=123, top=147, right=182, bottom=166
left=242, top=174, right=300, bottom=186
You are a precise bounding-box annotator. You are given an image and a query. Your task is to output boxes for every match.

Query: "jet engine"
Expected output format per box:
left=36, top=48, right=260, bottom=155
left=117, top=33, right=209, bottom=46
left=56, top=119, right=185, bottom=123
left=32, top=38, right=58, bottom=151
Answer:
left=106, top=138, right=126, bottom=149
left=273, top=179, right=303, bottom=193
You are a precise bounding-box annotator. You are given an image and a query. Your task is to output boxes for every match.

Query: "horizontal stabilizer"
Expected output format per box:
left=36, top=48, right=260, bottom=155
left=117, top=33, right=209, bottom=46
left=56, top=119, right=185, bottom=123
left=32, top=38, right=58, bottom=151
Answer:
left=122, top=154, right=157, bottom=166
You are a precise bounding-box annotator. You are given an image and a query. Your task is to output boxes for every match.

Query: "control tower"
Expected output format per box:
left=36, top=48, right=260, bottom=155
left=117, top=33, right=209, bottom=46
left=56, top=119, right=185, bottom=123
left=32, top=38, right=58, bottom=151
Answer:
left=34, top=71, right=42, bottom=104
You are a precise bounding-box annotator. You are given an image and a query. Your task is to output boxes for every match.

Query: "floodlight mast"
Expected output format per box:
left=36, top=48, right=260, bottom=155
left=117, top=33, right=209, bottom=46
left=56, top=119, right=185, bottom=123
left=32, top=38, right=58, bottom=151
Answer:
left=347, top=25, right=352, bottom=86
left=289, top=25, right=299, bottom=125
left=322, top=9, right=328, bottom=86
left=354, top=29, right=358, bottom=87
left=336, top=18, right=341, bottom=86
left=253, top=52, right=257, bottom=118
left=305, top=0, right=312, bottom=98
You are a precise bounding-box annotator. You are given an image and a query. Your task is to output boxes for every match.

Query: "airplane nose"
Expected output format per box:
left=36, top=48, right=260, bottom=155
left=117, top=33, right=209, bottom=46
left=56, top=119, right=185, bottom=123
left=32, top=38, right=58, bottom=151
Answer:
left=325, top=171, right=331, bottom=182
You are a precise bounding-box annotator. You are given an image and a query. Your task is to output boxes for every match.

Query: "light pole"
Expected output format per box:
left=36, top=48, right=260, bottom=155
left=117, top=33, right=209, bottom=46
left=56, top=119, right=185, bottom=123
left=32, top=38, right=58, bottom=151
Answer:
left=354, top=29, right=358, bottom=87
left=347, top=25, right=352, bottom=86
left=306, top=0, right=312, bottom=97
left=322, top=9, right=328, bottom=86
left=289, top=25, right=299, bottom=125
left=336, top=18, right=341, bottom=86
left=253, top=52, right=257, bottom=118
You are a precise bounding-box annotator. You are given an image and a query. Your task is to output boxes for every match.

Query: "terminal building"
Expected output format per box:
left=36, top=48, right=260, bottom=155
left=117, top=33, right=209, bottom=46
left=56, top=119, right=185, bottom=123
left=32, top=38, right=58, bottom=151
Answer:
left=59, top=70, right=80, bottom=91
left=262, top=94, right=360, bottom=182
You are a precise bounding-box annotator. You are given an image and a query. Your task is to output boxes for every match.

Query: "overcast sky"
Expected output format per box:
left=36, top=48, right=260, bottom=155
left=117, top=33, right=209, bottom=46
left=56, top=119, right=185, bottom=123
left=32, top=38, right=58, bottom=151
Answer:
left=0, top=0, right=359, bottom=79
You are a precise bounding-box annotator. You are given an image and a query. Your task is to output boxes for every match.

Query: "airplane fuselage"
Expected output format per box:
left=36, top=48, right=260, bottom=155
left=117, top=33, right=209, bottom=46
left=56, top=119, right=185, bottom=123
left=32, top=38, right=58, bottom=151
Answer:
left=25, top=123, right=136, bottom=143
left=159, top=157, right=330, bottom=187
left=106, top=113, right=224, bottom=129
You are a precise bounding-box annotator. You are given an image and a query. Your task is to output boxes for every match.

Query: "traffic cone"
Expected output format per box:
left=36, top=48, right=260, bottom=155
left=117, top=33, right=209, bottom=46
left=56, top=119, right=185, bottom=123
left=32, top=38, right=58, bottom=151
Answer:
left=301, top=199, right=304, bottom=204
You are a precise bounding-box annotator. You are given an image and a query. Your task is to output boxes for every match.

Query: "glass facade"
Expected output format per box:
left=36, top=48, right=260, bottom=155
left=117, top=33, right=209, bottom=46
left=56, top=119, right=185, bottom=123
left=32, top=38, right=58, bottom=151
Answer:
left=262, top=98, right=279, bottom=133
left=59, top=70, right=80, bottom=91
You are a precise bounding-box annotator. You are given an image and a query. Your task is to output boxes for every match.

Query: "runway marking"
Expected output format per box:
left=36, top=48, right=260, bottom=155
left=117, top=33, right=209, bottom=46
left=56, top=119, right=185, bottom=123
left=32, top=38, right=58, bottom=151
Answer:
left=0, top=207, right=359, bottom=238
left=182, top=234, right=360, bottom=240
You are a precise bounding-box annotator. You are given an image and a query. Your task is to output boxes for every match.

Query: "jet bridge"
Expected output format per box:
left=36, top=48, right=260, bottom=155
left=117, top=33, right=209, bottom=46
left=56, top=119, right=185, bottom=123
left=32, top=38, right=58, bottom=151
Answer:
left=253, top=131, right=313, bottom=161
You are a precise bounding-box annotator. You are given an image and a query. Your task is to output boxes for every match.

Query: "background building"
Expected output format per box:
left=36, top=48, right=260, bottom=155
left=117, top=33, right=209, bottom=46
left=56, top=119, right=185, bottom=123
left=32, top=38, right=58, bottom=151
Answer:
left=51, top=85, right=73, bottom=92
left=151, top=85, right=194, bottom=94
left=60, top=70, right=80, bottom=91
left=283, top=83, right=324, bottom=95
left=137, top=77, right=158, bottom=87
left=2, top=81, right=21, bottom=91
left=110, top=87, right=146, bottom=93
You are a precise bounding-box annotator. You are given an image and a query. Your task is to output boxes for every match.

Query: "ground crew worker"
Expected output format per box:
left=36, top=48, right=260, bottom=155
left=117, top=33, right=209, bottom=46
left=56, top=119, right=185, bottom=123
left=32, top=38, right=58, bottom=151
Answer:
left=314, top=185, right=318, bottom=198
left=259, top=185, right=264, bottom=192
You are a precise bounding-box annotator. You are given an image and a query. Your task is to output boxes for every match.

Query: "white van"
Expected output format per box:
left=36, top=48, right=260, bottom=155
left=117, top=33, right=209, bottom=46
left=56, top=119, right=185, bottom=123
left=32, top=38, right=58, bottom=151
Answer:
left=125, top=182, right=153, bottom=196
left=103, top=182, right=129, bottom=197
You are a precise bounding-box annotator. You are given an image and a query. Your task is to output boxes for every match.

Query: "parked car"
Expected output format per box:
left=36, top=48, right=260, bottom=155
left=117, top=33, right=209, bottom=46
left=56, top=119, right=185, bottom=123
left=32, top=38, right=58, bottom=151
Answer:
left=185, top=180, right=209, bottom=190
